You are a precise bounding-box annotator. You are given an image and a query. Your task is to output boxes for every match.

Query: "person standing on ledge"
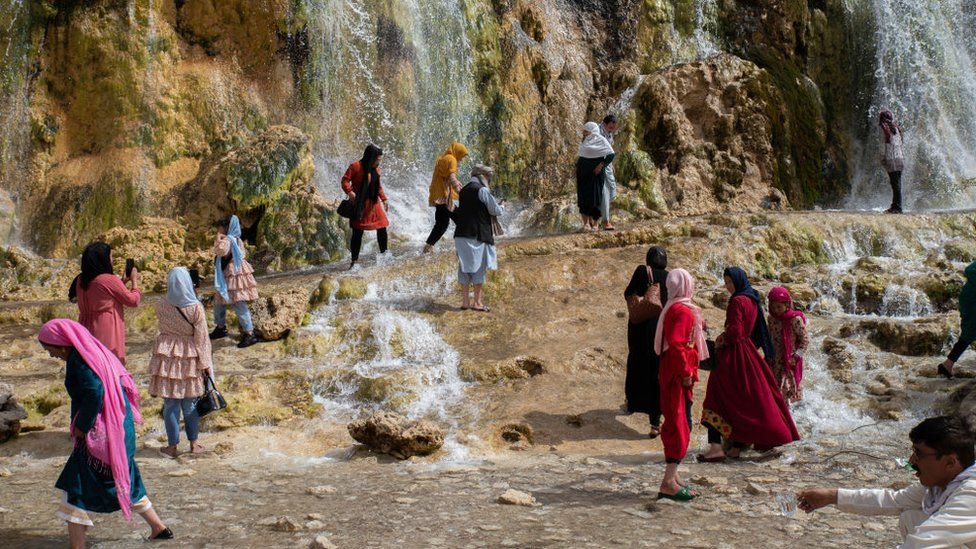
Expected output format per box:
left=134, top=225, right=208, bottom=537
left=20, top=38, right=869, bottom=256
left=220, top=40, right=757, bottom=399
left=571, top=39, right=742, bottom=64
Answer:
left=599, top=114, right=619, bottom=231
left=798, top=416, right=976, bottom=548
left=880, top=109, right=906, bottom=214
left=210, top=215, right=259, bottom=348
left=341, top=144, right=389, bottom=269
left=452, top=164, right=504, bottom=312
left=576, top=122, right=615, bottom=232
left=425, top=142, right=468, bottom=253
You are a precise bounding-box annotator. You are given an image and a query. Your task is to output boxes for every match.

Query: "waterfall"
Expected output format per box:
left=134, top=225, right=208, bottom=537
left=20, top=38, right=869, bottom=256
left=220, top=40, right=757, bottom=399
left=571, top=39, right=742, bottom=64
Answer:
left=0, top=0, right=32, bottom=245
left=301, top=0, right=477, bottom=242
left=845, top=0, right=976, bottom=210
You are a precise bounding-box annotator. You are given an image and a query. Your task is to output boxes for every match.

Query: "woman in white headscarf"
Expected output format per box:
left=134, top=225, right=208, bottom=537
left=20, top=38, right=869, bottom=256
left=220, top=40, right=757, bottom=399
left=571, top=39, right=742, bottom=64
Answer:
left=576, top=121, right=615, bottom=231
left=148, top=267, right=213, bottom=458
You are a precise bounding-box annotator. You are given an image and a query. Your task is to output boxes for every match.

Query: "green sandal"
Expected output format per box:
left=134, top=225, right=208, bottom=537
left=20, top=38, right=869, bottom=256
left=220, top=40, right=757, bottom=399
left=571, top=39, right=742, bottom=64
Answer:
left=657, top=485, right=698, bottom=501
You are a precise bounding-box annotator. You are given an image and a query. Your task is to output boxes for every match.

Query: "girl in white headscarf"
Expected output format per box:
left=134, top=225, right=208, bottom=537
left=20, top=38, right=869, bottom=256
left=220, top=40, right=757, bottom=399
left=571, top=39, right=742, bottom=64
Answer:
left=576, top=121, right=615, bottom=231
left=148, top=267, right=213, bottom=458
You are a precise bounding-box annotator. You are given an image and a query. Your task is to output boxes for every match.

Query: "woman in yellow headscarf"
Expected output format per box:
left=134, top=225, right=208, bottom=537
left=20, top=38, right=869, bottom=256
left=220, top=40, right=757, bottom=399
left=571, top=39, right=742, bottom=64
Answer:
left=425, top=142, right=468, bottom=253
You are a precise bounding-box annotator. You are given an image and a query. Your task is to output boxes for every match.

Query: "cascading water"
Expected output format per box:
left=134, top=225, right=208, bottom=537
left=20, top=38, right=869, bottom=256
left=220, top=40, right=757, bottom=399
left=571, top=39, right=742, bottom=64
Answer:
left=300, top=0, right=478, bottom=242
left=844, top=0, right=976, bottom=210
left=0, top=0, right=32, bottom=245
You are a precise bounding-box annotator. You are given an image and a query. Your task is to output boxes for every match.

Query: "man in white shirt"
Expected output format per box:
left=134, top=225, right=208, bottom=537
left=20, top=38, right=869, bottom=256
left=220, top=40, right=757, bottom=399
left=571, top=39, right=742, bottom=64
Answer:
left=798, top=416, right=976, bottom=548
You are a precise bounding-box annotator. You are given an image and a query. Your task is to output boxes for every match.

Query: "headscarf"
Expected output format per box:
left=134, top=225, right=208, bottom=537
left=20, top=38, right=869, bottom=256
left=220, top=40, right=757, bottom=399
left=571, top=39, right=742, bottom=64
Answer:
left=625, top=245, right=669, bottom=300
left=578, top=122, right=614, bottom=159
left=769, top=286, right=807, bottom=383
left=79, top=242, right=113, bottom=290
left=166, top=267, right=200, bottom=308
left=724, top=267, right=775, bottom=360
left=653, top=268, right=709, bottom=359
left=471, top=164, right=494, bottom=185
left=879, top=110, right=902, bottom=143
left=358, top=144, right=383, bottom=202
left=646, top=246, right=668, bottom=270
left=214, top=215, right=244, bottom=302
left=38, top=319, right=142, bottom=520
left=447, top=142, right=468, bottom=162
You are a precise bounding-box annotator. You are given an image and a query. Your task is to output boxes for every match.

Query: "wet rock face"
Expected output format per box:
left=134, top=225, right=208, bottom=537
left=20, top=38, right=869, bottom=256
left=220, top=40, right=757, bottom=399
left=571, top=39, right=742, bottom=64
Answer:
left=0, top=383, right=28, bottom=443
left=852, top=317, right=954, bottom=357
left=347, top=411, right=445, bottom=460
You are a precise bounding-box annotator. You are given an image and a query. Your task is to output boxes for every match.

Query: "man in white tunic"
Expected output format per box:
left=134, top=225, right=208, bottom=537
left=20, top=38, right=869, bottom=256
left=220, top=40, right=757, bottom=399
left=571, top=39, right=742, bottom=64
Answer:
left=798, top=416, right=976, bottom=548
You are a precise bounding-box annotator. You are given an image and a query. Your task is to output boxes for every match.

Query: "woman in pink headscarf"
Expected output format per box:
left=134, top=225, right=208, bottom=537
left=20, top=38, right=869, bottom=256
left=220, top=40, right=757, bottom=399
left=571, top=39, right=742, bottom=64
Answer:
left=767, top=286, right=809, bottom=402
left=653, top=268, right=708, bottom=501
left=38, top=319, right=172, bottom=547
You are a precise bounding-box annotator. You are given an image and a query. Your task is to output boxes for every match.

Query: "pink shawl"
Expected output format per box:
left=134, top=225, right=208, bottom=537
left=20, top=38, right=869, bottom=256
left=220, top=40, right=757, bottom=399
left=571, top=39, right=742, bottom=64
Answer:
left=39, top=319, right=142, bottom=520
left=653, top=269, right=709, bottom=359
left=768, top=286, right=806, bottom=384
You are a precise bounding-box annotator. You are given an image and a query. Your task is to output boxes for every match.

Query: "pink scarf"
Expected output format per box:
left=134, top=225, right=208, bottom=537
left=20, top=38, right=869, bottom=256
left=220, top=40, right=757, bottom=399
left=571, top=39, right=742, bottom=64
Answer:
left=39, top=319, right=142, bottom=520
left=768, top=286, right=806, bottom=384
left=653, top=269, right=709, bottom=359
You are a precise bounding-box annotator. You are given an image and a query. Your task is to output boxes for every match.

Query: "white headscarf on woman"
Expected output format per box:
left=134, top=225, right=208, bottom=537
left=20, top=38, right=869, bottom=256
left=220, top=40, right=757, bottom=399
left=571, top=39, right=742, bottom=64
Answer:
left=578, top=121, right=614, bottom=159
left=166, top=267, right=200, bottom=308
left=471, top=164, right=494, bottom=186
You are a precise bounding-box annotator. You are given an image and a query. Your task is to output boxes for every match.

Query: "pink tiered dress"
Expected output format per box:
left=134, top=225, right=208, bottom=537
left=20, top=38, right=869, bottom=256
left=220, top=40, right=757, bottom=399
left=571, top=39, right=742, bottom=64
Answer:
left=148, top=301, right=213, bottom=399
left=213, top=235, right=259, bottom=305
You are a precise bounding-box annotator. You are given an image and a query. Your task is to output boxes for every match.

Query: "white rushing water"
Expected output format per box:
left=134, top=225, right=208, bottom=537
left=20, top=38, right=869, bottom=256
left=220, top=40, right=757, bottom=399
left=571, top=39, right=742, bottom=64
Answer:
left=0, top=0, right=31, bottom=244
left=844, top=0, right=976, bottom=210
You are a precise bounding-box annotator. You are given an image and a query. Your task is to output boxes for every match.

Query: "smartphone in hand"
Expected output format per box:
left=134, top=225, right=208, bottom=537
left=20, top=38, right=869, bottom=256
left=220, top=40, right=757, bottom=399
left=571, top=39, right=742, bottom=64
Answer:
left=124, top=258, right=135, bottom=279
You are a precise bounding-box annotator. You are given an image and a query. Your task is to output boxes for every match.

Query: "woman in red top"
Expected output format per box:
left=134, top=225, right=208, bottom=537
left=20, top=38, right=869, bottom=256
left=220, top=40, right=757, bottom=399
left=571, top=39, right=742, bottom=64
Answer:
left=653, top=268, right=708, bottom=501
left=72, top=242, right=141, bottom=364
left=341, top=144, right=389, bottom=269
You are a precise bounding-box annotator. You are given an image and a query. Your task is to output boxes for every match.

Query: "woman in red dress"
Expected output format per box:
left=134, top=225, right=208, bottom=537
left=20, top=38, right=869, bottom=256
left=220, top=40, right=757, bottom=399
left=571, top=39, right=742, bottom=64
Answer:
left=341, top=144, right=389, bottom=269
left=653, top=268, right=708, bottom=501
left=72, top=242, right=141, bottom=364
left=700, top=267, right=799, bottom=461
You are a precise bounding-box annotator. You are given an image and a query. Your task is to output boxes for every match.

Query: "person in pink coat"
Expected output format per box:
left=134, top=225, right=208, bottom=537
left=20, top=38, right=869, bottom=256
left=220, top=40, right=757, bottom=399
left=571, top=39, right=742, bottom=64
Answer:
left=71, top=243, right=141, bottom=364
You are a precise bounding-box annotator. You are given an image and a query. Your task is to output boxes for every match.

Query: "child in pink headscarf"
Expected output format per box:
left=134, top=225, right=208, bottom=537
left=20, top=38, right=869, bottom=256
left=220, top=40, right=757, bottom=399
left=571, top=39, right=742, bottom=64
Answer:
left=767, top=286, right=809, bottom=402
left=38, top=318, right=172, bottom=545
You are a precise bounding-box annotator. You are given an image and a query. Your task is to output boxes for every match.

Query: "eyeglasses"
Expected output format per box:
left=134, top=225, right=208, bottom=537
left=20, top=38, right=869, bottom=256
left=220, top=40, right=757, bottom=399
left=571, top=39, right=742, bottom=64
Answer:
left=911, top=448, right=941, bottom=460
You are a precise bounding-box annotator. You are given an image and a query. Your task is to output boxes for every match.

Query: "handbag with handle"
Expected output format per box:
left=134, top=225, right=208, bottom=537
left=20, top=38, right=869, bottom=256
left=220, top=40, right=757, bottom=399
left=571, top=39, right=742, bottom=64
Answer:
left=195, top=373, right=227, bottom=418
left=336, top=198, right=357, bottom=219
left=626, top=266, right=663, bottom=324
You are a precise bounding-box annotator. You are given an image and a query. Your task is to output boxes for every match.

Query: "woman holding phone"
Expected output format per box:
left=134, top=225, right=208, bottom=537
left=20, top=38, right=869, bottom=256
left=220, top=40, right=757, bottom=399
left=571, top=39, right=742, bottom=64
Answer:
left=73, top=242, right=141, bottom=364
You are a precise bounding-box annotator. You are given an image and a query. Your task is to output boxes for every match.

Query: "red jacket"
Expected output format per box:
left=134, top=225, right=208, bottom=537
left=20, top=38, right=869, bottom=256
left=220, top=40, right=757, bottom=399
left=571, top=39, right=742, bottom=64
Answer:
left=341, top=161, right=389, bottom=231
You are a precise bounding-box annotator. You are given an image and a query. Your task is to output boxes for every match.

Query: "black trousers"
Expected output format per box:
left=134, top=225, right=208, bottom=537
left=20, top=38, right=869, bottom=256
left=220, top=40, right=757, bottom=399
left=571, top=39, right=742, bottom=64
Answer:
left=949, top=338, right=974, bottom=362
left=706, top=424, right=747, bottom=448
left=888, top=170, right=903, bottom=212
left=425, top=205, right=452, bottom=246
left=350, top=227, right=388, bottom=262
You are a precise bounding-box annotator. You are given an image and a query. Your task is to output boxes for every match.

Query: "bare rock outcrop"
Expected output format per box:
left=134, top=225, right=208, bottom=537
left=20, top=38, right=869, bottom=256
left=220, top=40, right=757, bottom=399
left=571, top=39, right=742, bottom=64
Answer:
left=251, top=287, right=312, bottom=341
left=0, top=383, right=28, bottom=443
left=347, top=411, right=444, bottom=460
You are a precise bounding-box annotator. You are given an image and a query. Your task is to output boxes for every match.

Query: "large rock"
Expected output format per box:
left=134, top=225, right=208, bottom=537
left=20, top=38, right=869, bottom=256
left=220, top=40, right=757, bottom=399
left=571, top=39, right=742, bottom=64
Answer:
left=251, top=287, right=313, bottom=341
left=347, top=411, right=444, bottom=460
left=0, top=383, right=28, bottom=443
left=859, top=318, right=953, bottom=357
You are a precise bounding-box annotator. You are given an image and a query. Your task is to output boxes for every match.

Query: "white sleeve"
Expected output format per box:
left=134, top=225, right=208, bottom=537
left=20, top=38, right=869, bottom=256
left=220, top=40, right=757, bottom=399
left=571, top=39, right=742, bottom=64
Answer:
left=899, top=487, right=976, bottom=549
left=478, top=186, right=504, bottom=217
left=837, top=486, right=926, bottom=517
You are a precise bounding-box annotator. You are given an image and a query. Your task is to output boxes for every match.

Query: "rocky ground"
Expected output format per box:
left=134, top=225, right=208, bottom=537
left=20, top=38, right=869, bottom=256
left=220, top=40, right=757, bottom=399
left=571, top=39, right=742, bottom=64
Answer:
left=2, top=210, right=975, bottom=546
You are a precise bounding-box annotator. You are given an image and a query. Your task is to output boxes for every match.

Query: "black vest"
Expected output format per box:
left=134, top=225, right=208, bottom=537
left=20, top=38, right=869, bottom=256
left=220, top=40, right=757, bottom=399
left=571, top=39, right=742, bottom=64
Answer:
left=453, top=180, right=494, bottom=245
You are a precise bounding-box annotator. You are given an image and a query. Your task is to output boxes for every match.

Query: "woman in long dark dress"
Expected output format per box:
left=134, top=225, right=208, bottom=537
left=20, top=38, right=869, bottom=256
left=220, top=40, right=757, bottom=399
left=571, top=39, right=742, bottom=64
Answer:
left=576, top=121, right=614, bottom=231
left=623, top=246, right=669, bottom=437
left=700, top=267, right=800, bottom=462
left=39, top=318, right=171, bottom=547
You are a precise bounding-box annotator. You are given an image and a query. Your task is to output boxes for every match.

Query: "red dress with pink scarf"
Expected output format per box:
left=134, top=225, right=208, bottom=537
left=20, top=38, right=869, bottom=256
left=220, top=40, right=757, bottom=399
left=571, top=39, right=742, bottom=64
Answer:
left=702, top=295, right=800, bottom=449
left=659, top=303, right=699, bottom=462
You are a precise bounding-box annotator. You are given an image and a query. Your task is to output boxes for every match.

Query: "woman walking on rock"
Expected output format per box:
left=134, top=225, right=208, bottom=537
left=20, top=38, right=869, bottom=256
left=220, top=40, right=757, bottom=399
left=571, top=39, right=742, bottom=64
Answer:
left=575, top=122, right=614, bottom=231
left=700, top=267, right=799, bottom=461
left=623, top=246, right=669, bottom=437
left=341, top=144, right=390, bottom=268
left=939, top=261, right=976, bottom=379
left=425, top=142, right=468, bottom=252
left=880, top=110, right=905, bottom=214
left=39, top=318, right=172, bottom=547
left=210, top=215, right=259, bottom=348
left=73, top=242, right=141, bottom=364
left=654, top=269, right=707, bottom=501
left=767, top=286, right=808, bottom=402
left=452, top=164, right=504, bottom=312
left=149, top=267, right=213, bottom=458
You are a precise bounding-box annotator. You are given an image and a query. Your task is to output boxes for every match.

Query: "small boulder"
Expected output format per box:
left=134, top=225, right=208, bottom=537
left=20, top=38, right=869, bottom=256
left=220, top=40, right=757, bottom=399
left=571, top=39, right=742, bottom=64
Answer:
left=0, top=383, right=28, bottom=443
left=308, top=535, right=337, bottom=549
left=251, top=287, right=312, bottom=341
left=497, top=489, right=536, bottom=506
left=270, top=516, right=304, bottom=532
left=347, top=411, right=444, bottom=460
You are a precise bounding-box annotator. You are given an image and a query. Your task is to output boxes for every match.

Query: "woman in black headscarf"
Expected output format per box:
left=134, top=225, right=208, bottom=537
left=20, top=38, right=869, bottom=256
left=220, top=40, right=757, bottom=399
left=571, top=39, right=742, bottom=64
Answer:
left=623, top=246, right=669, bottom=437
left=340, top=144, right=390, bottom=269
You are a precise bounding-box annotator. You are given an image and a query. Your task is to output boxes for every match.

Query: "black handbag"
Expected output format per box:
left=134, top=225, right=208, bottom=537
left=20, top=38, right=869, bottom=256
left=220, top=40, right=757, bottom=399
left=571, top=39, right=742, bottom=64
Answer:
left=195, top=373, right=227, bottom=418
left=336, top=199, right=357, bottom=219
left=699, top=339, right=718, bottom=371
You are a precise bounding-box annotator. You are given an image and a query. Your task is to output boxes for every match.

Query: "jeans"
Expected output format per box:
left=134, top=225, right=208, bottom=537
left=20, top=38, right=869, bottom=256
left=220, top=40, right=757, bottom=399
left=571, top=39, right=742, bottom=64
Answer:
left=351, top=227, right=388, bottom=262
left=163, top=397, right=200, bottom=446
left=949, top=338, right=974, bottom=362
left=888, top=170, right=903, bottom=211
left=215, top=300, right=253, bottom=333
left=425, top=205, right=452, bottom=246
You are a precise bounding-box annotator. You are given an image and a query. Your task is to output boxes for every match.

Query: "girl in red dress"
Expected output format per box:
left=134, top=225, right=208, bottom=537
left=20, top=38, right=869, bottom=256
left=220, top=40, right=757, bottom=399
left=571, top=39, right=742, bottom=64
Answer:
left=341, top=144, right=389, bottom=269
left=700, top=267, right=800, bottom=461
left=653, top=268, right=708, bottom=501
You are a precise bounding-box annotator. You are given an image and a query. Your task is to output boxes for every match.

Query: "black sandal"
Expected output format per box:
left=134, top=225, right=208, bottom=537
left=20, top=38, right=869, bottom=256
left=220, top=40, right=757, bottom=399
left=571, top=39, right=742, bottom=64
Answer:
left=150, top=527, right=174, bottom=540
left=938, top=364, right=955, bottom=379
